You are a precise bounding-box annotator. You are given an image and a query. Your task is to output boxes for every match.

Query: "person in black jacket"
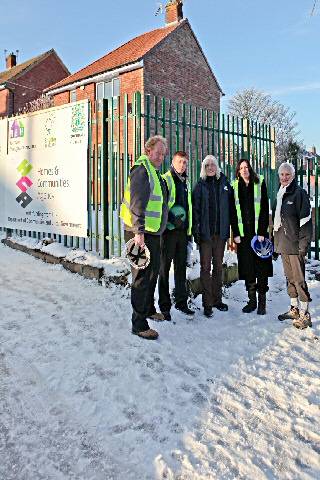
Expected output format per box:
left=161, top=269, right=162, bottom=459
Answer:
left=232, top=159, right=273, bottom=315
left=192, top=155, right=234, bottom=317
left=158, top=151, right=194, bottom=321
left=273, top=162, right=312, bottom=329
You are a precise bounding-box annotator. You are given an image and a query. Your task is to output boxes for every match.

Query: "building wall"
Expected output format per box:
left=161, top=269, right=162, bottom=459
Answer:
left=0, top=89, right=12, bottom=116
left=12, top=53, right=69, bottom=113
left=143, top=22, right=221, bottom=112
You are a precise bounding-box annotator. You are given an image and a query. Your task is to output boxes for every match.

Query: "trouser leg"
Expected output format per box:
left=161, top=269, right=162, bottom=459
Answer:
left=256, top=275, right=269, bottom=294
left=125, top=231, right=160, bottom=332
left=200, top=239, right=214, bottom=307
left=158, top=231, right=176, bottom=312
left=281, top=254, right=299, bottom=300
left=173, top=230, right=188, bottom=308
left=211, top=235, right=226, bottom=305
left=287, top=254, right=309, bottom=302
left=245, top=280, right=257, bottom=299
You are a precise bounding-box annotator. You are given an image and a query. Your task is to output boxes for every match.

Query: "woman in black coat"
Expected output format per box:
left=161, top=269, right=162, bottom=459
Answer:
left=192, top=155, right=234, bottom=317
left=231, top=159, right=273, bottom=315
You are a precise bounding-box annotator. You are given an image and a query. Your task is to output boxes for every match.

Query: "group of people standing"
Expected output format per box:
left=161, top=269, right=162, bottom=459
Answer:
left=120, top=135, right=313, bottom=340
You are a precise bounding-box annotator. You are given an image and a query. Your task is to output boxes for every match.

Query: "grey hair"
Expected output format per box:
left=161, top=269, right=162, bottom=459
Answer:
left=278, top=162, right=295, bottom=177
left=144, top=135, right=167, bottom=153
left=200, top=155, right=221, bottom=180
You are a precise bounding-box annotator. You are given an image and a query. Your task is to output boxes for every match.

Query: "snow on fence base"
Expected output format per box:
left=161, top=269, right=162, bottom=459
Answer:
left=1, top=238, right=130, bottom=286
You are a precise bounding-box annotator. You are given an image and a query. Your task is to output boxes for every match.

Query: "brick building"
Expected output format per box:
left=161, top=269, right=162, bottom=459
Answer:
left=45, top=1, right=223, bottom=113
left=0, top=49, right=69, bottom=116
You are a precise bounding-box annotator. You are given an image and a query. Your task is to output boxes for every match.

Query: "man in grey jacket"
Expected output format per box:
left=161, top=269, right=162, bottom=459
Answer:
left=120, top=135, right=169, bottom=340
left=273, top=162, right=313, bottom=329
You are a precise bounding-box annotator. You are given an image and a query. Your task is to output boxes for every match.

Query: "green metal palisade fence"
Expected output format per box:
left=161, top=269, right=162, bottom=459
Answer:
left=102, top=92, right=277, bottom=258
left=2, top=92, right=319, bottom=260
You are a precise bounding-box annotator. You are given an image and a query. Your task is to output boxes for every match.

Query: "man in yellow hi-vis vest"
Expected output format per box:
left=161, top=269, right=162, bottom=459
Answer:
left=158, top=151, right=194, bottom=321
left=120, top=135, right=169, bottom=340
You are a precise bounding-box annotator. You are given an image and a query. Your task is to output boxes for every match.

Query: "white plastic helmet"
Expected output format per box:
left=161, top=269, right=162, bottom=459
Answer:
left=125, top=238, right=151, bottom=270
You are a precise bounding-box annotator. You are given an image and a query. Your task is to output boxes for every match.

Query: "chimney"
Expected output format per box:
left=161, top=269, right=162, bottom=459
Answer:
left=311, top=145, right=317, bottom=155
left=165, top=0, right=183, bottom=25
left=6, top=52, right=17, bottom=69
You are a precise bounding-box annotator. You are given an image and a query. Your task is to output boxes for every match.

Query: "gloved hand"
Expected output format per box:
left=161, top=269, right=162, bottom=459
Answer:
left=272, top=252, right=279, bottom=261
left=173, top=214, right=184, bottom=229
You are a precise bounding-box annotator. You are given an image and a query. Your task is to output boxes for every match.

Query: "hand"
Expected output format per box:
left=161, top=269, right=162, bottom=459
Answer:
left=299, top=250, right=307, bottom=258
left=272, top=252, right=279, bottom=261
left=134, top=233, right=145, bottom=248
left=234, top=236, right=241, bottom=244
left=258, top=235, right=265, bottom=242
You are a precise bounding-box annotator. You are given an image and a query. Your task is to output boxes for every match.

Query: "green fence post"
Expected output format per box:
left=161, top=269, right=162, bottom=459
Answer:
left=101, top=99, right=109, bottom=258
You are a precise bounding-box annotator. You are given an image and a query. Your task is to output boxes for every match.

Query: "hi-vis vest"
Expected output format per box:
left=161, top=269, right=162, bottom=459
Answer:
left=162, top=170, right=192, bottom=235
left=232, top=175, right=264, bottom=237
left=120, top=155, right=163, bottom=232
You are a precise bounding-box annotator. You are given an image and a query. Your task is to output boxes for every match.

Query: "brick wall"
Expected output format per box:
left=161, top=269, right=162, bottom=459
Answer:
left=143, top=22, right=221, bottom=112
left=0, top=89, right=11, bottom=116
left=53, top=91, right=69, bottom=107
left=13, top=52, right=69, bottom=113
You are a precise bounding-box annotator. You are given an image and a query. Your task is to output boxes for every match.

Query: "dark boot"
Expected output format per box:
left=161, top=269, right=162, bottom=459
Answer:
left=242, top=283, right=257, bottom=313
left=257, top=292, right=266, bottom=315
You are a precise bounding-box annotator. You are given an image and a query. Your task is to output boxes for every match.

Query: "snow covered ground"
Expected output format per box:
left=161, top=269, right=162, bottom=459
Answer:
left=0, top=239, right=319, bottom=480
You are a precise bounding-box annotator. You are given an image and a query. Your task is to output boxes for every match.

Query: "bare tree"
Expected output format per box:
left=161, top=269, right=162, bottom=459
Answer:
left=19, top=95, right=54, bottom=114
left=228, top=88, right=303, bottom=164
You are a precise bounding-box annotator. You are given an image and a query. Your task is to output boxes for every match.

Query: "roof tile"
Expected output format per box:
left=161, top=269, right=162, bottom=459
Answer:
left=48, top=22, right=180, bottom=90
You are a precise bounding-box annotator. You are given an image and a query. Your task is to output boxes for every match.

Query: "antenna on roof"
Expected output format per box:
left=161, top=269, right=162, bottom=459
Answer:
left=311, top=0, right=318, bottom=15
left=155, top=2, right=164, bottom=16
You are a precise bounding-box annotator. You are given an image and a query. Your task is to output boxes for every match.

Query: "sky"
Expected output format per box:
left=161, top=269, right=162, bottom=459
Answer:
left=0, top=0, right=319, bottom=151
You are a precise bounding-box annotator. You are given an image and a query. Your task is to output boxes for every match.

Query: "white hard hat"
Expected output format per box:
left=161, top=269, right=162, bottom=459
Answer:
left=125, top=238, right=151, bottom=270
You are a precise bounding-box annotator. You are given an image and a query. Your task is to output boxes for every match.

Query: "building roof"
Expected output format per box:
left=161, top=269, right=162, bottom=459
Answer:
left=0, top=49, right=68, bottom=84
left=46, top=22, right=182, bottom=91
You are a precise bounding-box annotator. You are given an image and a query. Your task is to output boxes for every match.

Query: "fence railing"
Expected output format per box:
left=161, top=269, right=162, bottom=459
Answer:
left=5, top=93, right=319, bottom=261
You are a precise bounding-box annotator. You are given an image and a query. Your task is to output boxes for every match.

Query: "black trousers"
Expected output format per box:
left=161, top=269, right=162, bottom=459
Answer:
left=124, top=231, right=161, bottom=332
left=158, top=229, right=188, bottom=312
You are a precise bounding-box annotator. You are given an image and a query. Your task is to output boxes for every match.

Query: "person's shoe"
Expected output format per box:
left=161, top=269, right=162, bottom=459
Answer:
left=242, top=299, right=257, bottom=313
left=293, top=311, right=312, bottom=330
left=175, top=304, right=194, bottom=316
left=257, top=293, right=266, bottom=315
left=132, top=328, right=159, bottom=340
left=162, top=311, right=172, bottom=321
left=278, top=306, right=299, bottom=322
left=148, top=312, right=165, bottom=321
left=203, top=306, right=214, bottom=318
left=213, top=302, right=228, bottom=312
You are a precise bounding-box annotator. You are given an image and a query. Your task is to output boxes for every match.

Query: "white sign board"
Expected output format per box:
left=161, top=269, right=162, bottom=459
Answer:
left=0, top=118, right=8, bottom=226
left=2, top=100, right=89, bottom=237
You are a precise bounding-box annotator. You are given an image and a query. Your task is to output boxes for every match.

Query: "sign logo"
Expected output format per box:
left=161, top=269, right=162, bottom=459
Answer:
left=16, top=159, right=33, bottom=208
left=10, top=119, right=25, bottom=138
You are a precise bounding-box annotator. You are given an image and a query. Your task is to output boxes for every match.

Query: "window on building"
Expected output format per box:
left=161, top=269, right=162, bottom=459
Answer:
left=95, top=78, right=120, bottom=110
left=70, top=90, right=77, bottom=103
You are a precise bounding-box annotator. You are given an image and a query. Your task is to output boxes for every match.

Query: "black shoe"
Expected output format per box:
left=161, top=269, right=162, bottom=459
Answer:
left=213, top=302, right=228, bottom=312
left=162, top=311, right=172, bottom=321
left=175, top=304, right=194, bottom=315
left=257, top=293, right=266, bottom=315
left=278, top=306, right=299, bottom=321
left=203, top=306, right=214, bottom=318
left=242, top=299, right=257, bottom=313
